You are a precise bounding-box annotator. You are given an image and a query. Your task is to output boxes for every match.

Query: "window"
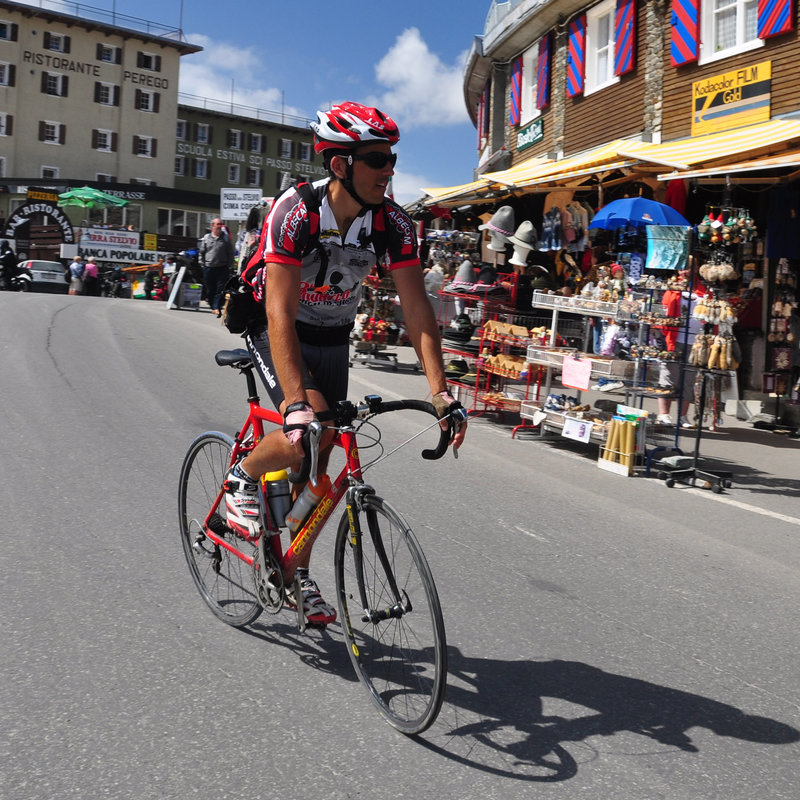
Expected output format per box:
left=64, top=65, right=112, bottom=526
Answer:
left=158, top=209, right=202, bottom=237
left=227, top=129, right=242, bottom=149
left=96, top=43, right=121, bottom=64
left=276, top=171, right=291, bottom=191
left=94, top=82, right=120, bottom=106
left=520, top=41, right=541, bottom=124
left=0, top=62, right=15, bottom=87
left=585, top=0, right=618, bottom=95
left=228, top=163, right=240, bottom=183
left=43, top=32, right=70, bottom=53
left=135, top=89, right=160, bottom=113
left=42, top=72, right=69, bottom=97
left=133, top=135, right=156, bottom=157
left=96, top=173, right=115, bottom=183
left=176, top=119, right=187, bottom=140
left=299, top=143, right=312, bottom=162
left=92, top=129, right=117, bottom=152
left=248, top=132, right=264, bottom=153
left=136, top=51, right=161, bottom=71
left=41, top=165, right=59, bottom=179
left=174, top=155, right=186, bottom=176
left=131, top=178, right=153, bottom=185
left=39, top=121, right=65, bottom=144
left=196, top=123, right=210, bottom=144
left=0, top=112, right=12, bottom=136
left=701, top=0, right=761, bottom=62
left=279, top=139, right=293, bottom=158
left=0, top=157, right=5, bottom=178
left=0, top=21, right=18, bottom=41
left=193, top=159, right=209, bottom=179
left=247, top=167, right=263, bottom=187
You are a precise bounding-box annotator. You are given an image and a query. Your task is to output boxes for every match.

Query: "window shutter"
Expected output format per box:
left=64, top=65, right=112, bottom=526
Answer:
left=94, top=82, right=101, bottom=102
left=155, top=55, right=162, bottom=72
left=614, top=0, right=637, bottom=75
left=58, top=125, right=65, bottom=145
left=39, top=121, right=46, bottom=141
left=135, top=88, right=142, bottom=108
left=41, top=71, right=49, bottom=93
left=43, top=32, right=51, bottom=49
left=113, top=85, right=120, bottom=106
left=115, top=48, right=121, bottom=65
left=92, top=129, right=99, bottom=148
left=5, top=115, right=12, bottom=135
left=63, top=36, right=71, bottom=54
left=62, top=76, right=68, bottom=97
left=153, top=93, right=160, bottom=113
left=133, top=135, right=139, bottom=155
left=151, top=139, right=157, bottom=158
left=509, top=56, right=523, bottom=125
left=96, top=43, right=103, bottom=60
left=10, top=23, right=17, bottom=41
left=536, top=34, right=551, bottom=109
left=566, top=16, right=586, bottom=97
left=227, top=129, right=233, bottom=147
left=757, top=0, right=795, bottom=38
left=111, top=132, right=118, bottom=152
left=207, top=127, right=213, bottom=145
left=136, top=51, right=143, bottom=68
left=8, top=64, right=14, bottom=86
left=670, top=0, right=700, bottom=66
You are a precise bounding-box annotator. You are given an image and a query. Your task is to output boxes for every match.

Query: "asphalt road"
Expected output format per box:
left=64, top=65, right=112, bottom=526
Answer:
left=2, top=293, right=799, bottom=799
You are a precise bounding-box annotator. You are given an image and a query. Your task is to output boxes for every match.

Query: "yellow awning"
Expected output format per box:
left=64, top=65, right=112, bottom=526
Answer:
left=421, top=178, right=493, bottom=205
left=485, top=139, right=640, bottom=188
left=658, top=150, right=800, bottom=181
left=618, top=118, right=800, bottom=171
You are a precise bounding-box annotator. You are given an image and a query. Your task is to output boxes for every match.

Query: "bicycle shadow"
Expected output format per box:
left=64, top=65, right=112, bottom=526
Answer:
left=242, top=615, right=357, bottom=682
left=417, top=648, right=800, bottom=781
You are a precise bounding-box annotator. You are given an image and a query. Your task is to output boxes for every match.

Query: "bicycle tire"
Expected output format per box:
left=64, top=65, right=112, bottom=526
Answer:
left=334, top=494, right=447, bottom=735
left=178, top=431, right=262, bottom=627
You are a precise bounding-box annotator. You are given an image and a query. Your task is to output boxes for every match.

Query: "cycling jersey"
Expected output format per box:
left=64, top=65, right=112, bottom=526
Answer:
left=258, top=178, right=419, bottom=328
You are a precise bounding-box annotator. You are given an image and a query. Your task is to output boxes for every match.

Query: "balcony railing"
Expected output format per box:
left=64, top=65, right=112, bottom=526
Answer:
left=20, top=0, right=188, bottom=42
left=178, top=92, right=313, bottom=129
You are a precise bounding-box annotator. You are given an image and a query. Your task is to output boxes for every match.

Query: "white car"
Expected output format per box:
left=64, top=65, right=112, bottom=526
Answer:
left=16, top=260, right=69, bottom=293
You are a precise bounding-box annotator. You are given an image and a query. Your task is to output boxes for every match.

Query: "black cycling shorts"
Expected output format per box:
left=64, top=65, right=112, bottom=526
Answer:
left=244, top=325, right=349, bottom=411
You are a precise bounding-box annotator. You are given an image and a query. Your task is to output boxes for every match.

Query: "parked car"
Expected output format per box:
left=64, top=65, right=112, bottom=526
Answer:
left=16, top=260, right=69, bottom=294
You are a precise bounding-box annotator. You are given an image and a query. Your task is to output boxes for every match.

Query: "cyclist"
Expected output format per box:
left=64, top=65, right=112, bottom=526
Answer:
left=223, top=101, right=467, bottom=625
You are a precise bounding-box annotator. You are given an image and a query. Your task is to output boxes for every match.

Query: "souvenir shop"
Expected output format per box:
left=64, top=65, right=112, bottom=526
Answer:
left=434, top=168, right=800, bottom=464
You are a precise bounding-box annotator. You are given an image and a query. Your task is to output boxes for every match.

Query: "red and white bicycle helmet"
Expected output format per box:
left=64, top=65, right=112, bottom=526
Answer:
left=311, top=102, right=400, bottom=154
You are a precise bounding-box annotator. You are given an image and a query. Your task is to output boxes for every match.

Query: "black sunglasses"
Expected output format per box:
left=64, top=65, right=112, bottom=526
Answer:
left=346, top=151, right=398, bottom=170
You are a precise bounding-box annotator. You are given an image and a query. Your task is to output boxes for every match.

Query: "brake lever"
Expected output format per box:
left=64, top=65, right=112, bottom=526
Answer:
left=307, top=419, right=323, bottom=487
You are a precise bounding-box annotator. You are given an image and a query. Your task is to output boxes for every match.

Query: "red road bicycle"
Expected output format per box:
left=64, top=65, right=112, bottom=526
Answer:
left=178, top=348, right=464, bottom=734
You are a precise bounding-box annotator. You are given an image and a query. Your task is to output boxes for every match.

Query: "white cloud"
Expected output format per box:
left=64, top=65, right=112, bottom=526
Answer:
left=367, top=28, right=470, bottom=130
left=390, top=169, right=431, bottom=207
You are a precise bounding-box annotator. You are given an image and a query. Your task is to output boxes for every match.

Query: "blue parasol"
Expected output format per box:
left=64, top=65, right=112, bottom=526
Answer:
left=589, top=197, right=690, bottom=230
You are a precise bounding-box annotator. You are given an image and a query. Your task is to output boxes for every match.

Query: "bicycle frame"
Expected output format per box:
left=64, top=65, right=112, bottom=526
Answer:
left=200, top=395, right=364, bottom=585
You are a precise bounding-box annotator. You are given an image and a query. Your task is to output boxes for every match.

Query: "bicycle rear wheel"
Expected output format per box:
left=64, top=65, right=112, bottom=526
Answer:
left=178, top=431, right=262, bottom=627
left=334, top=494, right=446, bottom=735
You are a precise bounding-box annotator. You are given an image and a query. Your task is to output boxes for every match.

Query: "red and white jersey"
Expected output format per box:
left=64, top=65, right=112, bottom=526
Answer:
left=261, top=179, right=419, bottom=328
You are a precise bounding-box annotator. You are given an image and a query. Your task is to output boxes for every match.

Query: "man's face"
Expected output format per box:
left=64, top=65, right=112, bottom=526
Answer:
left=211, top=220, right=223, bottom=234
left=340, top=143, right=396, bottom=206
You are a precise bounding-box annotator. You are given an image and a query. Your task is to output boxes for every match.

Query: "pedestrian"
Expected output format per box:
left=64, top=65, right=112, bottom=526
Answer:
left=0, top=239, right=17, bottom=290
left=82, top=257, right=99, bottom=296
left=198, top=218, right=235, bottom=317
left=68, top=255, right=85, bottom=295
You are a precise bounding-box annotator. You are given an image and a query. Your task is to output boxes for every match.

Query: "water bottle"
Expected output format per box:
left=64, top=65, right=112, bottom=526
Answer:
left=263, top=470, right=291, bottom=528
left=285, top=474, right=332, bottom=534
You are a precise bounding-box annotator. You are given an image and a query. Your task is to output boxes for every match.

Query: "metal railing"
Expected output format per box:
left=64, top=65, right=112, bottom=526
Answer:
left=19, top=0, right=188, bottom=42
left=177, top=92, right=313, bottom=129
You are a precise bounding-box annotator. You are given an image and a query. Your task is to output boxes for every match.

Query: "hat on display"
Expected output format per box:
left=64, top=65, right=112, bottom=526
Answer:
left=509, top=220, right=538, bottom=250
left=478, top=206, right=515, bottom=239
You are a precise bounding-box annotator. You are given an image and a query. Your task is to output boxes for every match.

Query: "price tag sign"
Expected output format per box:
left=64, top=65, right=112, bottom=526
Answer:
left=562, top=416, right=592, bottom=443
left=561, top=355, right=592, bottom=391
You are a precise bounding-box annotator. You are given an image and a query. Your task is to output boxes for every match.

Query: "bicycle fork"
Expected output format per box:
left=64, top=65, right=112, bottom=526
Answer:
left=347, top=488, right=411, bottom=624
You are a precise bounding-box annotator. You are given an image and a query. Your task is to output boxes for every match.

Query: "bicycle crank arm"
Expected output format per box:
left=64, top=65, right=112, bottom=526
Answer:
left=362, top=591, right=412, bottom=623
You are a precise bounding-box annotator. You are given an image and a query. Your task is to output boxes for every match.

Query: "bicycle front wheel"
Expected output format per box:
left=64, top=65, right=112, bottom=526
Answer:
left=334, top=494, right=447, bottom=735
left=178, top=431, right=262, bottom=627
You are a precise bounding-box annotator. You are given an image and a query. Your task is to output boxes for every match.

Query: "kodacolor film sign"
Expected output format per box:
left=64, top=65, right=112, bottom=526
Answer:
left=692, top=61, right=771, bottom=136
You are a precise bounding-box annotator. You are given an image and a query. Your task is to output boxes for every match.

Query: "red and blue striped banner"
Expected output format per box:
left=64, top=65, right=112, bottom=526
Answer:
left=614, top=0, right=636, bottom=75
left=757, top=0, right=794, bottom=38
left=509, top=56, right=522, bottom=125
left=536, top=35, right=551, bottom=109
left=670, top=0, right=700, bottom=66
left=566, top=16, right=586, bottom=97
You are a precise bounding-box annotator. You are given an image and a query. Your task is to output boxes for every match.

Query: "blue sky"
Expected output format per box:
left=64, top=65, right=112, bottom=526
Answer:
left=20, top=0, right=492, bottom=204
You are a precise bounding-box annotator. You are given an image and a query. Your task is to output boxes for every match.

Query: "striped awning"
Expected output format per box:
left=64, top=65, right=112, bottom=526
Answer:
left=484, top=139, right=640, bottom=188
left=420, top=178, right=495, bottom=205
left=658, top=149, right=800, bottom=180
left=618, top=118, right=800, bottom=170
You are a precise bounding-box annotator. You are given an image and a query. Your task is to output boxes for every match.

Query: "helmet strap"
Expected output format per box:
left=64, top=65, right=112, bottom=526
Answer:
left=332, top=153, right=384, bottom=212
